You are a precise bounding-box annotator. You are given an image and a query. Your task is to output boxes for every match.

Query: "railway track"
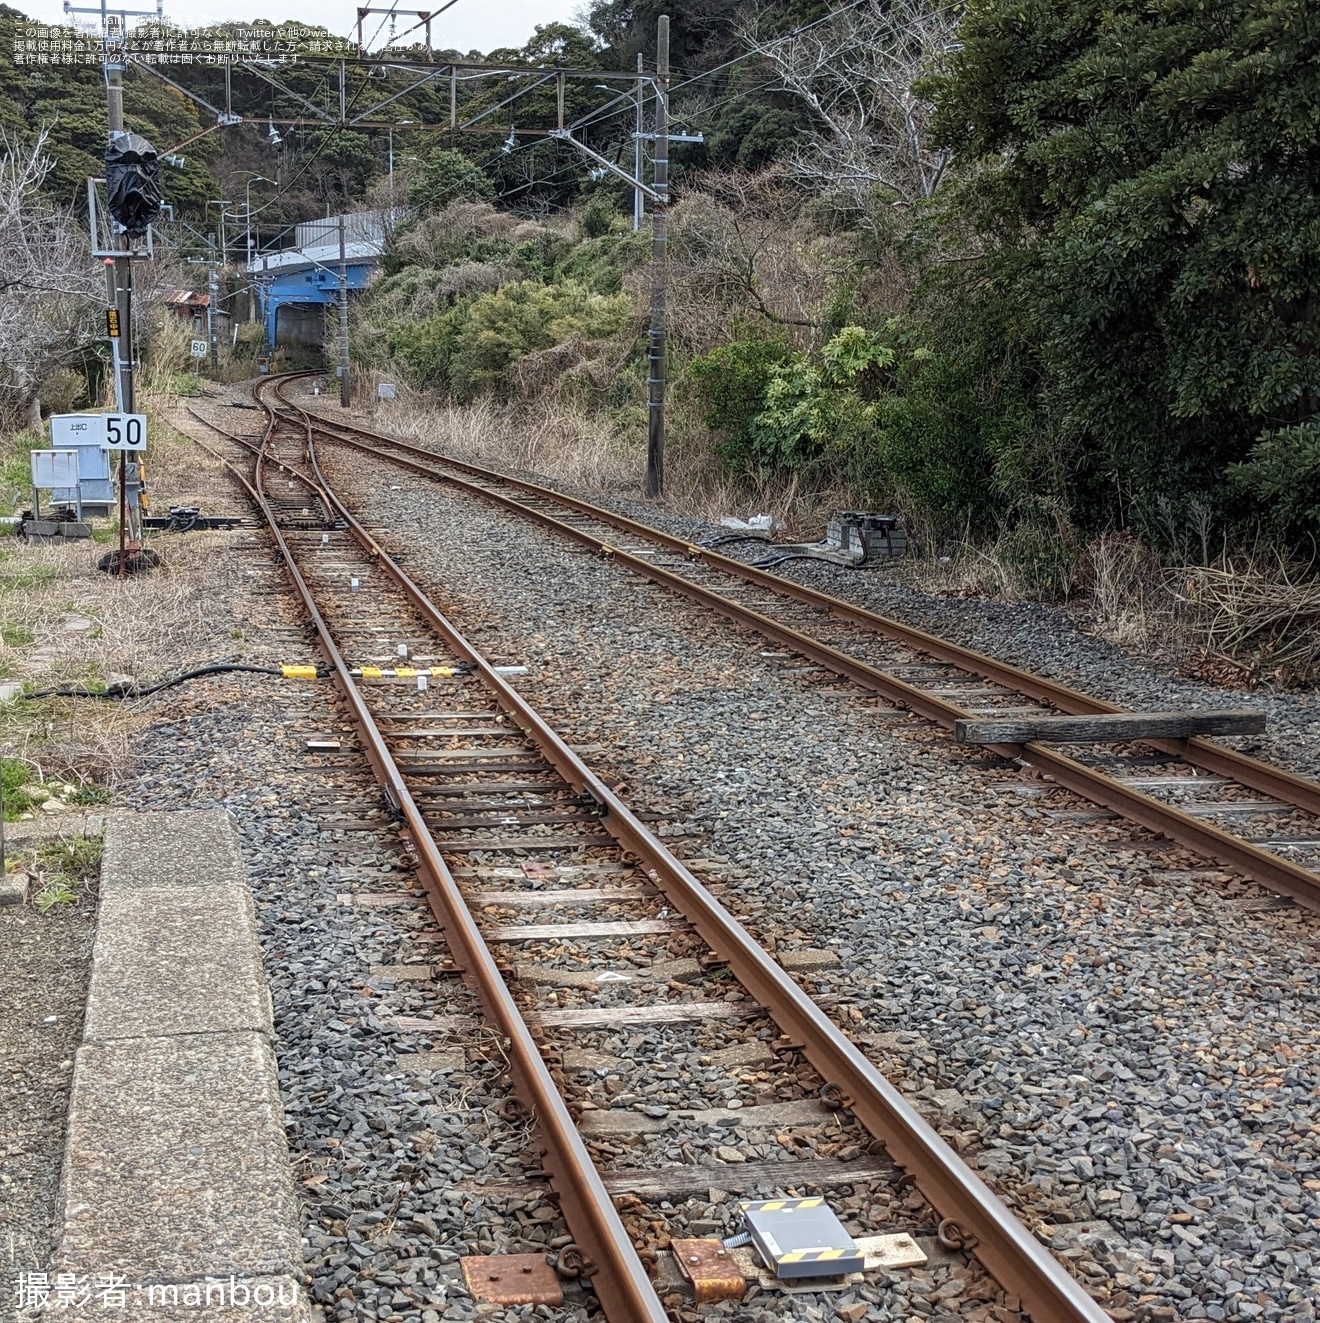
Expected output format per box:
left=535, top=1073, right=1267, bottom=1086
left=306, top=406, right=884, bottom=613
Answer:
left=180, top=388, right=1113, bottom=1321
left=261, top=374, right=1320, bottom=915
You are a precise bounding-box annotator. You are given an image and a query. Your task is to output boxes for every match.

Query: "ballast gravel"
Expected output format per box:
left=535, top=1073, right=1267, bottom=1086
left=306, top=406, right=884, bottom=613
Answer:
left=426, top=463, right=1320, bottom=782
left=318, top=439, right=1320, bottom=1323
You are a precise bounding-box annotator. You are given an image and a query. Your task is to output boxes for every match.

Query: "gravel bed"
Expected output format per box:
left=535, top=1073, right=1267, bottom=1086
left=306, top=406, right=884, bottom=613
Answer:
left=324, top=441, right=1320, bottom=1323
left=303, top=398, right=1319, bottom=784
left=579, top=492, right=1320, bottom=783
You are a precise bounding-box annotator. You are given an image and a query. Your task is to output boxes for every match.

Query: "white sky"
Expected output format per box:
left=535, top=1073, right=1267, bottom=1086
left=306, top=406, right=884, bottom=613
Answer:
left=17, top=0, right=585, bottom=54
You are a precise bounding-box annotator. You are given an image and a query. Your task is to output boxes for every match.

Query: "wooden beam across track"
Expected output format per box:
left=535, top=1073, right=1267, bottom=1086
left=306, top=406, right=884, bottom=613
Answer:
left=955, top=710, right=1267, bottom=745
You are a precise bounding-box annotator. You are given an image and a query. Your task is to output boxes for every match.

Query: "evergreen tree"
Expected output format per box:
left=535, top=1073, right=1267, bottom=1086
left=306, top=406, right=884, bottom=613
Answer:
left=927, top=0, right=1320, bottom=536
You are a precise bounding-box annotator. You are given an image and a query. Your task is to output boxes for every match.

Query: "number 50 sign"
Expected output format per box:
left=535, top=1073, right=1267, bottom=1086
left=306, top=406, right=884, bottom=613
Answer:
left=101, top=413, right=148, bottom=451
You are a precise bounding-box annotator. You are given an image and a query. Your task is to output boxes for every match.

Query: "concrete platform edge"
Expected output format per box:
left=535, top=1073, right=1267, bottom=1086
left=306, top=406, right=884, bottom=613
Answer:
left=45, top=808, right=313, bottom=1321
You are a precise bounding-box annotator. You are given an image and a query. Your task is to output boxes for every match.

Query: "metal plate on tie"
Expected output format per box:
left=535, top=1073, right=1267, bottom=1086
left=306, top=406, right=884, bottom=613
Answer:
left=521, top=861, right=560, bottom=880
left=460, top=1254, right=564, bottom=1305
left=671, top=1239, right=746, bottom=1302
left=855, top=1232, right=928, bottom=1270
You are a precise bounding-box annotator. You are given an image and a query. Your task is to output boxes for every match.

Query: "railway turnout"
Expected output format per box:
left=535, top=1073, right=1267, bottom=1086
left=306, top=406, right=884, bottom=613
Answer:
left=179, top=380, right=1120, bottom=1322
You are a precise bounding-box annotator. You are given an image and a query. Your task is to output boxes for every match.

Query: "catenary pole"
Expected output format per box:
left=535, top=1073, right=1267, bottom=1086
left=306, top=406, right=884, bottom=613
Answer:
left=633, top=53, right=644, bottom=232
left=338, top=215, right=351, bottom=407
left=645, top=14, right=669, bottom=499
left=207, top=234, right=219, bottom=372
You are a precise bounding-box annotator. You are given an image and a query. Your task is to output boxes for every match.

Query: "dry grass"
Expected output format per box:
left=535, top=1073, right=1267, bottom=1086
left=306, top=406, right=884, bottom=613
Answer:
left=0, top=526, right=246, bottom=786
left=1177, top=555, right=1320, bottom=688
left=1075, top=530, right=1177, bottom=650
left=914, top=527, right=1320, bottom=690
left=342, top=375, right=849, bottom=533
left=0, top=390, right=251, bottom=790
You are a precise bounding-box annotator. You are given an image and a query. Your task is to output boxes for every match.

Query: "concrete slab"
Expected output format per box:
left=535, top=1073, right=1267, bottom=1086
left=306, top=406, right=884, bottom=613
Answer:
left=5, top=814, right=103, bottom=844
left=57, top=1032, right=303, bottom=1282
left=100, top=808, right=245, bottom=892
left=83, top=888, right=272, bottom=1042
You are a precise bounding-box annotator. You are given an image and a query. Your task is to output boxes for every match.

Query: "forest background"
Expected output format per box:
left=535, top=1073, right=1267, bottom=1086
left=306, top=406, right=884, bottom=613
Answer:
left=1, top=0, right=1317, bottom=676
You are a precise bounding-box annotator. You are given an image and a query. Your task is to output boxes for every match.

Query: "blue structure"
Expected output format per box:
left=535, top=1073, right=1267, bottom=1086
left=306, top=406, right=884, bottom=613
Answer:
left=247, top=213, right=390, bottom=350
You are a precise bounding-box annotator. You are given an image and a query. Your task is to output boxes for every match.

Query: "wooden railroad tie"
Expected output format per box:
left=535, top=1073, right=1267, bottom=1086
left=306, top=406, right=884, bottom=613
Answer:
left=953, top=709, right=1266, bottom=745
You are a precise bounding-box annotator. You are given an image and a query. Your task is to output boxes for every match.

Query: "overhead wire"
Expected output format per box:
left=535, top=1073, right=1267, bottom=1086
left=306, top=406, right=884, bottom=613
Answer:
left=480, top=0, right=891, bottom=194
left=243, top=1, right=939, bottom=226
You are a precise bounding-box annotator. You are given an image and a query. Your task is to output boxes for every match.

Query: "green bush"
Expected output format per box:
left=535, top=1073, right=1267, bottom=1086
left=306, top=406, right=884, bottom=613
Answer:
left=386, top=280, right=633, bottom=398
left=868, top=346, right=1014, bottom=532
left=688, top=332, right=794, bottom=469
left=450, top=280, right=633, bottom=397
left=1230, top=424, right=1320, bottom=542
left=408, top=148, right=494, bottom=214
left=552, top=230, right=650, bottom=294
left=578, top=195, right=618, bottom=240
left=385, top=301, right=472, bottom=391
left=996, top=516, right=1078, bottom=601
left=510, top=231, right=575, bottom=283
left=2, top=757, right=33, bottom=819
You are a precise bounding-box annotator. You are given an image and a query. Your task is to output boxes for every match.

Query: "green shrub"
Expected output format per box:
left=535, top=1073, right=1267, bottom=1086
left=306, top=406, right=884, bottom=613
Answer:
left=2, top=757, right=33, bottom=819
left=386, top=280, right=633, bottom=398
left=510, top=231, right=575, bottom=283
left=1230, top=424, right=1320, bottom=542
left=688, top=332, right=794, bottom=469
left=552, top=230, right=650, bottom=294
left=868, top=348, right=1009, bottom=532
left=385, top=300, right=472, bottom=391
left=449, top=280, right=633, bottom=398
left=924, top=0, right=1320, bottom=538
left=578, top=195, right=618, bottom=240
left=408, top=148, right=493, bottom=214
left=996, top=516, right=1078, bottom=601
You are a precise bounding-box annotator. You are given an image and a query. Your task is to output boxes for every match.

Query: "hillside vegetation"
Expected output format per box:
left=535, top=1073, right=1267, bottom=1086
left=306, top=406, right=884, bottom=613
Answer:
left=2, top=0, right=1317, bottom=675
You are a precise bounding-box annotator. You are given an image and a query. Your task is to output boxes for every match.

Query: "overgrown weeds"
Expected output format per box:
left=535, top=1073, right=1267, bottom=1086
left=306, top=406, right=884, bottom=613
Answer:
left=1177, top=555, right=1320, bottom=688
left=1075, top=531, right=1175, bottom=650
left=10, top=833, right=103, bottom=912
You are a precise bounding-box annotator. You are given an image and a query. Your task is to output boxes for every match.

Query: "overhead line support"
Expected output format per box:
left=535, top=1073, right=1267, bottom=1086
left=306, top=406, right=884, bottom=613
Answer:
left=646, top=13, right=670, bottom=500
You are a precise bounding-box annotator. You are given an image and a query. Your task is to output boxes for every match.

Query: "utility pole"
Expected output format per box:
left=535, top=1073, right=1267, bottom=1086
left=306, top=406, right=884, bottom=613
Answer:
left=338, top=214, right=351, bottom=407
left=105, top=25, right=135, bottom=577
left=645, top=14, right=670, bottom=500
left=633, top=52, right=644, bottom=232
left=206, top=234, right=219, bottom=372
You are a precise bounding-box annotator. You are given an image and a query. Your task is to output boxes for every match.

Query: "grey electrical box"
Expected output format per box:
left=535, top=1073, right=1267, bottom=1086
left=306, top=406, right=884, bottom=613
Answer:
left=48, top=415, right=115, bottom=514
left=740, top=1198, right=863, bottom=1279
left=826, top=511, right=907, bottom=560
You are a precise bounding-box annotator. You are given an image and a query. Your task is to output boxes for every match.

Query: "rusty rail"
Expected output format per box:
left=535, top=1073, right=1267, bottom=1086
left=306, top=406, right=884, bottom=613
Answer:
left=266, top=380, right=1320, bottom=914
left=182, top=387, right=1117, bottom=1323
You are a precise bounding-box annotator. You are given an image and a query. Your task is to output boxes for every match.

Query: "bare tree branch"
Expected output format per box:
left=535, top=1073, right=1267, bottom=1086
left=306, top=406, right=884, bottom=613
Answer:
left=744, top=0, right=961, bottom=219
left=0, top=129, right=103, bottom=427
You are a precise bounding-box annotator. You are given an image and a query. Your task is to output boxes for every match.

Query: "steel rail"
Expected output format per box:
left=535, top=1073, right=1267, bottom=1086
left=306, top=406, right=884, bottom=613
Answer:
left=246, top=383, right=1115, bottom=1323
left=205, top=396, right=672, bottom=1321
left=264, top=385, right=1320, bottom=913
left=272, top=382, right=1320, bottom=819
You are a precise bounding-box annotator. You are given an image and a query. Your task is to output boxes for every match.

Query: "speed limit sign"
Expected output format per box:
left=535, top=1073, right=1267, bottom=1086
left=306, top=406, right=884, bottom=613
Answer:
left=100, top=413, right=148, bottom=451
left=190, top=339, right=208, bottom=358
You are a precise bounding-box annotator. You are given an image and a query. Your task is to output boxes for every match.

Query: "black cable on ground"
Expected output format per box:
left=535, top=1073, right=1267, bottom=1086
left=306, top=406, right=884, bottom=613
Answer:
left=22, top=662, right=305, bottom=701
